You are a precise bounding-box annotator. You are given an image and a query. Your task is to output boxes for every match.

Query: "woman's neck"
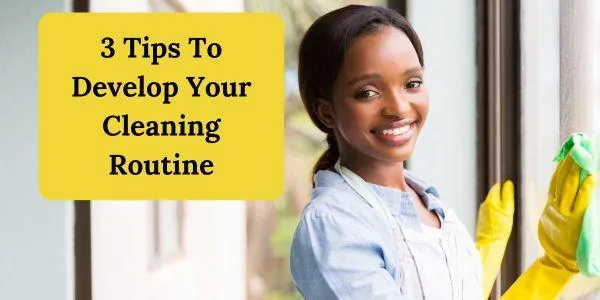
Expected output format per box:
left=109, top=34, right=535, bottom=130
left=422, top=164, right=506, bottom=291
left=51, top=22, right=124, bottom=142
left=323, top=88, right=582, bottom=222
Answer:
left=339, top=154, right=409, bottom=191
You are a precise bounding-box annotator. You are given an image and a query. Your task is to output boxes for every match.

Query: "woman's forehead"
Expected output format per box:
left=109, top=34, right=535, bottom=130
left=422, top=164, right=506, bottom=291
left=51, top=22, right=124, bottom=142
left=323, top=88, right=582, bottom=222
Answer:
left=341, top=26, right=421, bottom=75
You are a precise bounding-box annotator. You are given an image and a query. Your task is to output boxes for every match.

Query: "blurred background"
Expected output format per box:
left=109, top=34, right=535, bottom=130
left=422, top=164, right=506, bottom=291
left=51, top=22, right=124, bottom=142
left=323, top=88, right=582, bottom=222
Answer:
left=1, top=0, right=600, bottom=299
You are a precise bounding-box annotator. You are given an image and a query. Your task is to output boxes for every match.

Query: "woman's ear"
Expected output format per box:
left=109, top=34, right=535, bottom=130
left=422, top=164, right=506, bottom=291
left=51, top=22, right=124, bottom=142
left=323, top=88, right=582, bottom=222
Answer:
left=314, top=98, right=336, bottom=129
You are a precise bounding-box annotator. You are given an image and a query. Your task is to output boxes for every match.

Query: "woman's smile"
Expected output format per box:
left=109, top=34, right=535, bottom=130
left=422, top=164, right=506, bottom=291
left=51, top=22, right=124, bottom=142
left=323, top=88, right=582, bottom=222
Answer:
left=370, top=120, right=418, bottom=146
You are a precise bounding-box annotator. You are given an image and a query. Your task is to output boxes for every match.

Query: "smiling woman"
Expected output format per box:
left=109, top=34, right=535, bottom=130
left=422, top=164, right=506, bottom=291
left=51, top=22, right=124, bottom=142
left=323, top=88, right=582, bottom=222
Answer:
left=289, top=6, right=480, bottom=299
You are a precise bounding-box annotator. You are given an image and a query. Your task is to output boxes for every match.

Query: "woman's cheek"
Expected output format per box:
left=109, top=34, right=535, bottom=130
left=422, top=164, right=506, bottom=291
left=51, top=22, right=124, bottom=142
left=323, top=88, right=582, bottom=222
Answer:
left=338, top=112, right=370, bottom=142
left=414, top=92, right=429, bottom=126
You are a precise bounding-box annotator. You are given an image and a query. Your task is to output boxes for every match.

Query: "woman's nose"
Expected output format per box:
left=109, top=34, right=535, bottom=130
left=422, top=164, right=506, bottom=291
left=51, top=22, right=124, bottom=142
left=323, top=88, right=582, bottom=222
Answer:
left=381, top=91, right=411, bottom=117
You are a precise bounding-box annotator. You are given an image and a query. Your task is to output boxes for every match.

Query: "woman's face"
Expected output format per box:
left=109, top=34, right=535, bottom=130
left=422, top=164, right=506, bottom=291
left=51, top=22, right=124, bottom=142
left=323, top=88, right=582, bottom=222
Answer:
left=323, top=25, right=429, bottom=164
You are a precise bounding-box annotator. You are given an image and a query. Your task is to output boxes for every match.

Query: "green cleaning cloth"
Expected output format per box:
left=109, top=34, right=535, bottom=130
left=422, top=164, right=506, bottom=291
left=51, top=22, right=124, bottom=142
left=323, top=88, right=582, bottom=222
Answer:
left=553, top=133, right=599, bottom=277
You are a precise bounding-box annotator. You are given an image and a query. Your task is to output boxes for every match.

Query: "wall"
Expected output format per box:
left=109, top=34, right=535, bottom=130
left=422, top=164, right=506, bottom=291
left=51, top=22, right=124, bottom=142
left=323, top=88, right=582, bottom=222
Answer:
left=0, top=0, right=74, bottom=300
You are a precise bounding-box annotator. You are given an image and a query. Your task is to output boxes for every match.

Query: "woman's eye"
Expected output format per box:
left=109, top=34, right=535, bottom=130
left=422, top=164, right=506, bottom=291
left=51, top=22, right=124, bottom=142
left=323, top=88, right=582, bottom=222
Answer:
left=406, top=80, right=423, bottom=89
left=355, top=90, right=378, bottom=99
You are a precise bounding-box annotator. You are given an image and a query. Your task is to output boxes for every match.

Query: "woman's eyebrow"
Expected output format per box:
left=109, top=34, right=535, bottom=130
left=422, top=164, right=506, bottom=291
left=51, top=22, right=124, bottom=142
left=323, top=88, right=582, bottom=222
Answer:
left=404, top=66, right=424, bottom=76
left=347, top=66, right=424, bottom=86
left=347, top=73, right=380, bottom=86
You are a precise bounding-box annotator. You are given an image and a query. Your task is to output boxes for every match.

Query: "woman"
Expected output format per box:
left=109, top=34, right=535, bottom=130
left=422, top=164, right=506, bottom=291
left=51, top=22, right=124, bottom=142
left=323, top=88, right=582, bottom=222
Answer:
left=290, top=4, right=593, bottom=300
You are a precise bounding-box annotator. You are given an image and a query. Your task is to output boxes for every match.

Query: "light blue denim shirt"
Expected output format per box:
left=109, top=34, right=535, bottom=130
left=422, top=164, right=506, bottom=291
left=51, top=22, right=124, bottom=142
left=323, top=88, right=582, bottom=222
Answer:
left=290, top=168, right=471, bottom=300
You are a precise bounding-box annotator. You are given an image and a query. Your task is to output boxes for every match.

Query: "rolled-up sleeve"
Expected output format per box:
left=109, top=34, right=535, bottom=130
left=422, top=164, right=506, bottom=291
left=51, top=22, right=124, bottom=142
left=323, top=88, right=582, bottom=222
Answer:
left=290, top=205, right=405, bottom=300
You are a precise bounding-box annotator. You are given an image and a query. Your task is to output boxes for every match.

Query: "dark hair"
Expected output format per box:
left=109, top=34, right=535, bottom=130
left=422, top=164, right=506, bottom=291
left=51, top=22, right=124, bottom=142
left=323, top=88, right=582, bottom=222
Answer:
left=298, top=5, right=424, bottom=176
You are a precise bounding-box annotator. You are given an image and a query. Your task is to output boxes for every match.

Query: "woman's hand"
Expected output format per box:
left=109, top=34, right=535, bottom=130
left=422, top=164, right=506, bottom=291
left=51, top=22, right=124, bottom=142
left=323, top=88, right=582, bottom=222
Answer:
left=502, top=154, right=595, bottom=300
left=476, top=180, right=515, bottom=298
left=539, top=155, right=594, bottom=272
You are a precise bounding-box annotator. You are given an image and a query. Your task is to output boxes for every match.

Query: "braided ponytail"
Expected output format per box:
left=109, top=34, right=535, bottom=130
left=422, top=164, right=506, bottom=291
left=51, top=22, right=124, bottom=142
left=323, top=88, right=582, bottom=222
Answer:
left=313, top=133, right=340, bottom=178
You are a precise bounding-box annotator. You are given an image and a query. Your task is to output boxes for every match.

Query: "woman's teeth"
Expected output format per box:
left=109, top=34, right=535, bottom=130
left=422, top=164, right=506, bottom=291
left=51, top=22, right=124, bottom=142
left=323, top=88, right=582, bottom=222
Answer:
left=381, top=124, right=411, bottom=136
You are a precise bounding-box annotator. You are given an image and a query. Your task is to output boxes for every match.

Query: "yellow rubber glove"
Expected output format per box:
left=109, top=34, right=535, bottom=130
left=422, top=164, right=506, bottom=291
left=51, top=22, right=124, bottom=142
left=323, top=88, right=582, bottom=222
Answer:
left=476, top=180, right=515, bottom=299
left=502, top=155, right=595, bottom=300
left=501, top=257, right=576, bottom=300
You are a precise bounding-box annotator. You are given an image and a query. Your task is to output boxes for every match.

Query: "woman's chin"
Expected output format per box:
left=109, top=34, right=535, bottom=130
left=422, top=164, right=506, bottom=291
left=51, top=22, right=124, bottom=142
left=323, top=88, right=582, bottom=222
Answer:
left=383, top=138, right=419, bottom=163
left=370, top=145, right=415, bottom=163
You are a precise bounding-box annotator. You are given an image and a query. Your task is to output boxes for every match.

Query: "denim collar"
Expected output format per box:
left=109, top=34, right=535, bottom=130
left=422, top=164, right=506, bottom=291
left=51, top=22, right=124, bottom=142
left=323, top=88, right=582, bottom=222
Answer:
left=314, top=168, right=447, bottom=230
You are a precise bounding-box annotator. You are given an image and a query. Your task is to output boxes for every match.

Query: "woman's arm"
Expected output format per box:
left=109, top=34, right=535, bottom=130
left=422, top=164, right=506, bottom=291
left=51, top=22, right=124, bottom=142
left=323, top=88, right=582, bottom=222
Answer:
left=290, top=205, right=405, bottom=300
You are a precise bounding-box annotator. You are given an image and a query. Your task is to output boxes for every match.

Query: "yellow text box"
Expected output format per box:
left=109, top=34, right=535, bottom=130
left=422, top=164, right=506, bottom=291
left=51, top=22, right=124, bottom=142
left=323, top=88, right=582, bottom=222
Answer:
left=39, top=13, right=284, bottom=200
